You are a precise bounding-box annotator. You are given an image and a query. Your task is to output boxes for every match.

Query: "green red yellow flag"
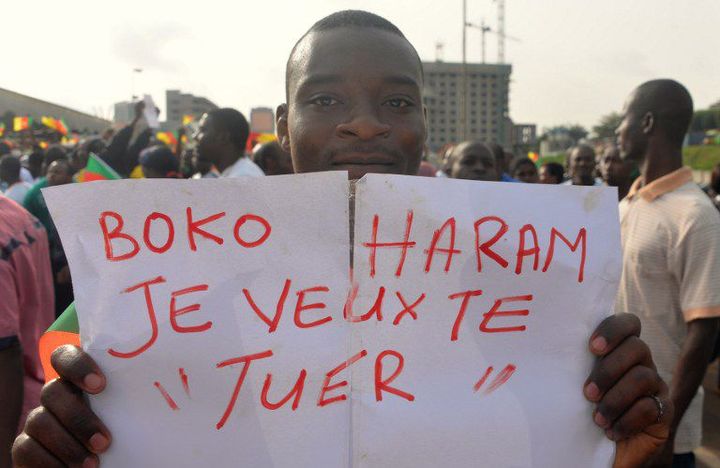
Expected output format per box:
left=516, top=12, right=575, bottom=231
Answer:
left=156, top=131, right=178, bottom=147
left=528, top=152, right=539, bottom=163
left=0, top=122, right=5, bottom=137
left=182, top=114, right=194, bottom=126
left=13, top=116, right=32, bottom=132
left=56, top=118, right=69, bottom=136
left=76, top=153, right=121, bottom=182
left=39, top=303, right=80, bottom=382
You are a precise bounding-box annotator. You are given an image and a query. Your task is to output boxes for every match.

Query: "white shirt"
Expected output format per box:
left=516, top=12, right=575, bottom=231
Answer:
left=220, top=157, right=265, bottom=178
left=20, top=167, right=34, bottom=185
left=561, top=177, right=603, bottom=186
left=3, top=181, right=32, bottom=205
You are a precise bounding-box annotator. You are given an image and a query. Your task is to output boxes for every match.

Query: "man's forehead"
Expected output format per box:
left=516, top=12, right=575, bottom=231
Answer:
left=289, top=27, right=422, bottom=93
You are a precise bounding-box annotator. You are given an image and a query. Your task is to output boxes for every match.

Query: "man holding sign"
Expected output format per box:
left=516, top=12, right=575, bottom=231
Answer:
left=13, top=11, right=670, bottom=468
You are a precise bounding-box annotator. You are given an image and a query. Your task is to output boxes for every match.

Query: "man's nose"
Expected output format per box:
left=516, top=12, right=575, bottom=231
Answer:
left=336, top=105, right=390, bottom=140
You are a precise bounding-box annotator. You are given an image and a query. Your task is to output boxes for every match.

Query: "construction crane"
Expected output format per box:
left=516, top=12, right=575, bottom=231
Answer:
left=465, top=19, right=520, bottom=64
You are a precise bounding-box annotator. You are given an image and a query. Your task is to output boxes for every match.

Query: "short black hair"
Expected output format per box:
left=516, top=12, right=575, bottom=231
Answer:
left=487, top=142, right=505, bottom=162
left=45, top=145, right=68, bottom=166
left=510, top=157, right=536, bottom=175
left=0, top=154, right=21, bottom=180
left=139, top=145, right=179, bottom=174
left=630, top=79, right=693, bottom=147
left=285, top=10, right=423, bottom=100
left=253, top=141, right=286, bottom=172
left=207, top=108, right=250, bottom=153
left=540, top=162, right=565, bottom=183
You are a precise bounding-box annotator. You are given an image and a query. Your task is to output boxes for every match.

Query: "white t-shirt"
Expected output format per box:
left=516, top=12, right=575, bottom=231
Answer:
left=221, top=157, right=265, bottom=178
left=3, top=182, right=32, bottom=205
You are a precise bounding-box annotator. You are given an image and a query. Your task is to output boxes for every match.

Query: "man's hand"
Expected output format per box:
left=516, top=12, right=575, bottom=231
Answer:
left=12, top=345, right=111, bottom=467
left=584, top=314, right=673, bottom=468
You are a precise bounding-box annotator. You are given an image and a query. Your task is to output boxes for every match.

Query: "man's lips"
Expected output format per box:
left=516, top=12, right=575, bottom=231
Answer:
left=330, top=153, right=395, bottom=166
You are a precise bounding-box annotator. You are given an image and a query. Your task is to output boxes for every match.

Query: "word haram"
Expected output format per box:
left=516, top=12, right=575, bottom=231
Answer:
left=362, top=212, right=588, bottom=283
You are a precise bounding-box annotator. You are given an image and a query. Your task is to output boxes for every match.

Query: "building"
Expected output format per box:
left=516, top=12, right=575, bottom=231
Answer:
left=250, top=107, right=275, bottom=134
left=512, top=123, right=537, bottom=147
left=422, top=61, right=512, bottom=150
left=113, top=101, right=135, bottom=124
left=0, top=87, right=111, bottom=134
left=165, top=89, right=218, bottom=130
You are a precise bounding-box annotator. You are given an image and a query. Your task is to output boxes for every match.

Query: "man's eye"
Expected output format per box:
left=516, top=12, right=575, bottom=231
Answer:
left=385, top=98, right=412, bottom=108
left=311, top=96, right=338, bottom=106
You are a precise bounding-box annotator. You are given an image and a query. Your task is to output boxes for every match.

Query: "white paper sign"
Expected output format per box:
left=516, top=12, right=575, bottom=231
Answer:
left=44, top=173, right=621, bottom=468
left=143, top=94, right=160, bottom=129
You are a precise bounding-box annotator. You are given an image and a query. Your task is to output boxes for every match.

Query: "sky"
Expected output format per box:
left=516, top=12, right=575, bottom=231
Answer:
left=4, top=0, right=719, bottom=131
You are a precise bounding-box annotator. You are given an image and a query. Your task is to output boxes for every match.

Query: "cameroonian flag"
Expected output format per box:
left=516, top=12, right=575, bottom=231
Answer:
left=76, top=153, right=121, bottom=182
left=182, top=114, right=194, bottom=126
left=156, top=131, right=178, bottom=147
left=39, top=303, right=80, bottom=382
left=56, top=118, right=69, bottom=136
left=13, top=116, right=32, bottom=132
left=246, top=132, right=277, bottom=151
left=41, top=116, right=57, bottom=130
left=528, top=152, right=539, bottom=163
left=0, top=122, right=5, bottom=137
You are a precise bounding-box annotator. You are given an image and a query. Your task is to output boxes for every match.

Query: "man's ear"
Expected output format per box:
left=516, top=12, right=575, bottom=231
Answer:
left=641, top=112, right=655, bottom=135
left=276, top=104, right=291, bottom=152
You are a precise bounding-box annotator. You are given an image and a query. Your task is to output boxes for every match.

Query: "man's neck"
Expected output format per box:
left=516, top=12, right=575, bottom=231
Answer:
left=215, top=149, right=244, bottom=173
left=640, top=144, right=683, bottom=186
left=572, top=175, right=595, bottom=186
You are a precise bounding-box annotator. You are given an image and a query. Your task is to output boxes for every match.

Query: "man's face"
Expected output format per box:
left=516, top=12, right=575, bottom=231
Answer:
left=279, top=28, right=427, bottom=179
left=513, top=162, right=539, bottom=183
left=568, top=147, right=596, bottom=181
left=615, top=92, right=648, bottom=162
left=193, top=114, right=223, bottom=168
left=448, top=142, right=498, bottom=181
left=600, top=146, right=633, bottom=187
left=538, top=165, right=558, bottom=184
left=46, top=161, right=73, bottom=186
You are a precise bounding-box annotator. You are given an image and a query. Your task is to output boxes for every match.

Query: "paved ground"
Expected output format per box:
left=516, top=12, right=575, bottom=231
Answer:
left=698, top=360, right=720, bottom=468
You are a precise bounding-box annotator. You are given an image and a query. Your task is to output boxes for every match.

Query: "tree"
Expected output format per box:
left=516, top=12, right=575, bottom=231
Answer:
left=592, top=112, right=623, bottom=139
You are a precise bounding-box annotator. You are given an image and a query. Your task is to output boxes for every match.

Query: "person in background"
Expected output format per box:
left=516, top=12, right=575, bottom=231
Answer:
left=252, top=141, right=293, bottom=175
left=22, top=146, right=68, bottom=235
left=599, top=144, right=638, bottom=200
left=43, top=159, right=76, bottom=316
left=510, top=157, right=539, bottom=183
left=0, top=194, right=54, bottom=467
left=614, top=79, right=720, bottom=467
left=706, top=163, right=720, bottom=211
left=444, top=141, right=499, bottom=181
left=538, top=162, right=564, bottom=184
left=487, top=142, right=516, bottom=181
left=0, top=155, right=32, bottom=204
left=563, top=144, right=601, bottom=186
left=102, top=102, right=153, bottom=177
left=71, top=138, right=107, bottom=175
left=139, top=145, right=180, bottom=179
left=193, top=108, right=264, bottom=178
left=23, top=151, right=44, bottom=180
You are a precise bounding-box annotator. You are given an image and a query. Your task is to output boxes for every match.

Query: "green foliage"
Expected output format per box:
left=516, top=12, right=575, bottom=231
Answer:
left=690, top=109, right=720, bottom=132
left=683, top=145, right=720, bottom=170
left=592, top=112, right=623, bottom=139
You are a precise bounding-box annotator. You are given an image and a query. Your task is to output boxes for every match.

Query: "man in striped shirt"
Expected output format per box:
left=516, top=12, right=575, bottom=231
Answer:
left=615, top=79, right=720, bottom=468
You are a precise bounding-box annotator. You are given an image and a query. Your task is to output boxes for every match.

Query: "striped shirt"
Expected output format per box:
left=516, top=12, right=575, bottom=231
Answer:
left=614, top=167, right=720, bottom=453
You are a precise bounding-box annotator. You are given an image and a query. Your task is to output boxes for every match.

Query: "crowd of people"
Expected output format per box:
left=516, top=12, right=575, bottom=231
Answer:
left=2, top=9, right=720, bottom=468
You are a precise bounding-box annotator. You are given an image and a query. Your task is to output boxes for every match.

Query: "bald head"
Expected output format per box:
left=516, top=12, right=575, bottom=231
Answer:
left=627, top=79, right=693, bottom=146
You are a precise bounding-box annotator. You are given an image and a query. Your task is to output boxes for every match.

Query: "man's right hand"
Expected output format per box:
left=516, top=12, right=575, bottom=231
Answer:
left=12, top=345, right=111, bottom=468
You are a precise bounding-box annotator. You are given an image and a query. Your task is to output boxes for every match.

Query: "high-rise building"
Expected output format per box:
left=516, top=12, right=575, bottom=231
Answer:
left=165, top=89, right=218, bottom=130
left=250, top=107, right=275, bottom=133
left=422, top=61, right=512, bottom=150
left=113, top=101, right=135, bottom=124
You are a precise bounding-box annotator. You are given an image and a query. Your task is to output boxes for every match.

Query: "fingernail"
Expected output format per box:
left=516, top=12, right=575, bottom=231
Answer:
left=84, top=373, right=103, bottom=391
left=584, top=382, right=600, bottom=400
left=591, top=336, right=607, bottom=353
left=90, top=433, right=109, bottom=452
left=83, top=456, right=98, bottom=468
left=594, top=411, right=608, bottom=428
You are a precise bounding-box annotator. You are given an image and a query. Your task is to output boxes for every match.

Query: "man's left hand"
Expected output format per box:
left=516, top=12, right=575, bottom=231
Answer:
left=584, top=313, right=673, bottom=468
